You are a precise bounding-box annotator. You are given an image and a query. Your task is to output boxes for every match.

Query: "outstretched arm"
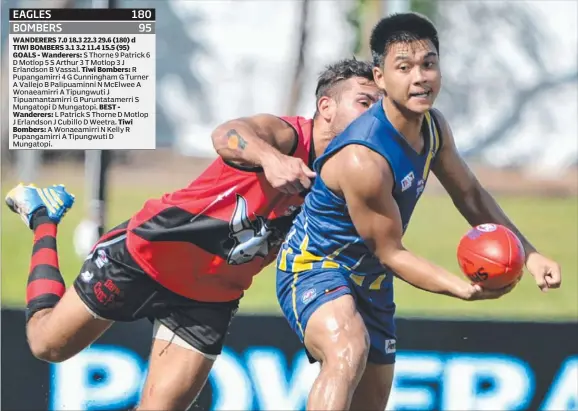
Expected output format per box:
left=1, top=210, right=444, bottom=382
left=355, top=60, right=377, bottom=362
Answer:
left=430, top=109, right=561, bottom=291
left=211, top=114, right=315, bottom=194
left=325, top=145, right=513, bottom=300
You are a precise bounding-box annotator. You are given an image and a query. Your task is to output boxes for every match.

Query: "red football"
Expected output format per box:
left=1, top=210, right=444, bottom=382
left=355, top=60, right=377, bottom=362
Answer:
left=457, top=224, right=525, bottom=290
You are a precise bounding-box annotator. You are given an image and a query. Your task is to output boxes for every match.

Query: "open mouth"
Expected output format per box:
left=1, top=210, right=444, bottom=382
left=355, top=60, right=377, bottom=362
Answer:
left=410, top=91, right=431, bottom=98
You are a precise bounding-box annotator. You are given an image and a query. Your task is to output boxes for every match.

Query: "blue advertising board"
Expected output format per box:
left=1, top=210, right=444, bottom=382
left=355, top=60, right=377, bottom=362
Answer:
left=1, top=309, right=576, bottom=410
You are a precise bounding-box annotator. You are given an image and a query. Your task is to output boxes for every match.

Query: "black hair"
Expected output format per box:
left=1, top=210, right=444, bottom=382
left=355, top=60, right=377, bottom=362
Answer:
left=370, top=12, right=439, bottom=68
left=314, top=57, right=374, bottom=104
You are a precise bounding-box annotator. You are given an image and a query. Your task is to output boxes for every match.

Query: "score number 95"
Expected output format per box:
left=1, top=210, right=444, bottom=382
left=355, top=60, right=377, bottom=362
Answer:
left=131, top=9, right=153, bottom=32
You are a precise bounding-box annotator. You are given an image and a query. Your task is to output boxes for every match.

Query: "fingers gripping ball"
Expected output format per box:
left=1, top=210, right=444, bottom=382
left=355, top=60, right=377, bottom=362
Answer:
left=457, top=224, right=525, bottom=290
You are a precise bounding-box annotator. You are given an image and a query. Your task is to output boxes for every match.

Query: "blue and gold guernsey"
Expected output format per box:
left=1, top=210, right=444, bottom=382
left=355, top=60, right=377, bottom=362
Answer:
left=276, top=100, right=441, bottom=364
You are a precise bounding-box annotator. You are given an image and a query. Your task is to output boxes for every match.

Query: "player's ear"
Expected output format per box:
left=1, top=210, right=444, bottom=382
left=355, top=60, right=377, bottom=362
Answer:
left=317, top=96, right=335, bottom=122
left=372, top=67, right=385, bottom=89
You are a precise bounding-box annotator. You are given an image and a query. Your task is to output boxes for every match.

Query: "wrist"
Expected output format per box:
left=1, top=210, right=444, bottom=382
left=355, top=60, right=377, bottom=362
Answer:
left=258, top=150, right=284, bottom=168
left=524, top=247, right=538, bottom=263
left=449, top=279, right=473, bottom=301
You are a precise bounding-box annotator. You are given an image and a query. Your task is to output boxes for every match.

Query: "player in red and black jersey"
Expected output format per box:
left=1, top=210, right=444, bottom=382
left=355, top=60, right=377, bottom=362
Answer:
left=5, top=58, right=382, bottom=410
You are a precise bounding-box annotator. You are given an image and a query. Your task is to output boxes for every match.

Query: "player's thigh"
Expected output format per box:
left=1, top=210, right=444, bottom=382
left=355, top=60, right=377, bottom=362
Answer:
left=139, top=295, right=239, bottom=409
left=350, top=362, right=395, bottom=411
left=27, top=285, right=112, bottom=361
left=138, top=321, right=216, bottom=411
left=348, top=279, right=397, bottom=409
left=277, top=268, right=369, bottom=362
left=304, top=293, right=369, bottom=363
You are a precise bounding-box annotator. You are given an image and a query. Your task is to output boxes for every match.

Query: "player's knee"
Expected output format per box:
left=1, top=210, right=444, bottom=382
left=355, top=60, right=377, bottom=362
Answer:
left=28, top=338, right=71, bottom=363
left=27, top=325, right=72, bottom=363
left=324, top=326, right=370, bottom=379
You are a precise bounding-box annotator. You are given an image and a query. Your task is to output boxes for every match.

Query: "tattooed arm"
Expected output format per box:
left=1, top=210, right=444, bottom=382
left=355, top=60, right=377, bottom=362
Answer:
left=211, top=114, right=315, bottom=194
left=211, top=114, right=296, bottom=168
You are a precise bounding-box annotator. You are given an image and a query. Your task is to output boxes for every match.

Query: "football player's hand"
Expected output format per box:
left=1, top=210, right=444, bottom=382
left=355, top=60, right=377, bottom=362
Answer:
left=525, top=252, right=561, bottom=292
left=461, top=278, right=520, bottom=301
left=261, top=154, right=316, bottom=195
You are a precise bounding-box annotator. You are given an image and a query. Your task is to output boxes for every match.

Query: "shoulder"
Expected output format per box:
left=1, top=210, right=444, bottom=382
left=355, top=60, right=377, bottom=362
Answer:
left=278, top=115, right=311, bottom=130
left=330, top=144, right=395, bottom=196
left=244, top=113, right=296, bottom=132
left=346, top=109, right=382, bottom=137
left=249, top=113, right=300, bottom=152
left=278, top=116, right=312, bottom=142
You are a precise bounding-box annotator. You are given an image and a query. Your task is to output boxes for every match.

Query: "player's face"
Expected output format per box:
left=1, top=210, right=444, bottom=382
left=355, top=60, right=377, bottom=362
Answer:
left=374, top=39, right=441, bottom=114
left=330, top=77, right=381, bottom=135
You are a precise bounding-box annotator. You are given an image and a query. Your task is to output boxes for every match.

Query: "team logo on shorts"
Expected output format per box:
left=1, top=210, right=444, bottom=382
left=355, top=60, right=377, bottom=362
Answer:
left=476, top=223, right=497, bottom=233
left=95, top=249, right=109, bottom=268
left=80, top=270, right=93, bottom=283
left=385, top=339, right=397, bottom=354
left=301, top=288, right=317, bottom=304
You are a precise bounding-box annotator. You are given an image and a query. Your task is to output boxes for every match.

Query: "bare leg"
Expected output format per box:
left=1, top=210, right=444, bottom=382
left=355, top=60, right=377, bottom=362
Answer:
left=350, top=362, right=395, bottom=411
left=304, top=295, right=370, bottom=411
left=10, top=203, right=113, bottom=362
left=27, top=286, right=112, bottom=362
left=137, top=322, right=215, bottom=410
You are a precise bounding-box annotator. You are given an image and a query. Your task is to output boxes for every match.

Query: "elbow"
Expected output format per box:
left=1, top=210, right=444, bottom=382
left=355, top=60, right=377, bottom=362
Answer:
left=211, top=122, right=235, bottom=155
left=211, top=119, right=249, bottom=153
left=376, top=244, right=406, bottom=270
left=456, top=184, right=488, bottom=212
left=210, top=125, right=225, bottom=152
left=450, top=181, right=483, bottom=210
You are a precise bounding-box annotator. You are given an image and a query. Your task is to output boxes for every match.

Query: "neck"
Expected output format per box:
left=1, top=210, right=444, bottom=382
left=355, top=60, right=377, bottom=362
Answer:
left=311, top=117, right=333, bottom=159
left=382, top=98, right=425, bottom=143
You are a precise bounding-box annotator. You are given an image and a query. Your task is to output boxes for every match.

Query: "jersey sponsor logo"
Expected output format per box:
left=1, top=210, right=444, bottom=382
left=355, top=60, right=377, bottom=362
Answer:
left=227, top=194, right=275, bottom=265
left=416, top=179, right=425, bottom=197
left=401, top=171, right=415, bottom=192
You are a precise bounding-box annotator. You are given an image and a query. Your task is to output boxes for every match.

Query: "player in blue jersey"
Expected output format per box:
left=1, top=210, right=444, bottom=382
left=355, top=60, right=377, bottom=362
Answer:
left=276, top=12, right=562, bottom=411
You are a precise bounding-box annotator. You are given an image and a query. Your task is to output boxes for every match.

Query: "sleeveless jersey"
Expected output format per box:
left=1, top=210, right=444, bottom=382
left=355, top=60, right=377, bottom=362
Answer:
left=278, top=101, right=440, bottom=288
left=126, top=116, right=314, bottom=302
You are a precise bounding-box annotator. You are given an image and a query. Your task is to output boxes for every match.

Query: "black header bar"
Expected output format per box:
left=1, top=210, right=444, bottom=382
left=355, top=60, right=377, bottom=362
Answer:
left=9, top=8, right=155, bottom=21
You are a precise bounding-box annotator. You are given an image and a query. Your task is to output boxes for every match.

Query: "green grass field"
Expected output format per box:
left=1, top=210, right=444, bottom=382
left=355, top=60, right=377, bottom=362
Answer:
left=2, top=180, right=577, bottom=322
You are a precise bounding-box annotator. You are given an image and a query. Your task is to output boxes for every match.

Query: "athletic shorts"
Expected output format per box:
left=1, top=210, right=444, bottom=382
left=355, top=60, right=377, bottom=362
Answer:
left=276, top=267, right=397, bottom=364
left=73, top=221, right=239, bottom=357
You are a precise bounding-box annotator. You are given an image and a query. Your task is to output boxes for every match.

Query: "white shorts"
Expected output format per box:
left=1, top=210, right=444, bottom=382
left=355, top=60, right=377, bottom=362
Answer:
left=152, top=320, right=217, bottom=360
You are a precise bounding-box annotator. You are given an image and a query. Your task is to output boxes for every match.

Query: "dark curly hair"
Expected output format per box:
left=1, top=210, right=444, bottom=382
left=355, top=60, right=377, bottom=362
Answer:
left=314, top=58, right=374, bottom=103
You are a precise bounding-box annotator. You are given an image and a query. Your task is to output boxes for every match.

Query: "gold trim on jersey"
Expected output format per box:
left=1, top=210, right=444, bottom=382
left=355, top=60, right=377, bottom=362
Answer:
left=422, top=112, right=440, bottom=181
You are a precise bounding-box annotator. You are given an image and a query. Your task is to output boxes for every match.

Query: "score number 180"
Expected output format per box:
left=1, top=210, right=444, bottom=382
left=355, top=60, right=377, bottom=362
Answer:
left=131, top=9, right=153, bottom=32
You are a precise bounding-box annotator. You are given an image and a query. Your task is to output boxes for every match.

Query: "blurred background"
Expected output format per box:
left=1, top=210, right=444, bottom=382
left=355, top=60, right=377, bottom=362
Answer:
left=1, top=0, right=577, bottom=410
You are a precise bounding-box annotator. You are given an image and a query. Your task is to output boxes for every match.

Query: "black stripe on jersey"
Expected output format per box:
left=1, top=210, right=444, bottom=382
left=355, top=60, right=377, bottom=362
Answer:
left=131, top=207, right=231, bottom=258
left=131, top=206, right=299, bottom=260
